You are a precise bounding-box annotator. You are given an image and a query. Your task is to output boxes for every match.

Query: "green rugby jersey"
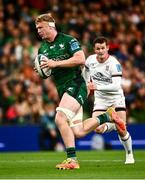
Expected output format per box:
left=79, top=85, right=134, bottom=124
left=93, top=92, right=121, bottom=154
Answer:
left=38, top=32, right=83, bottom=86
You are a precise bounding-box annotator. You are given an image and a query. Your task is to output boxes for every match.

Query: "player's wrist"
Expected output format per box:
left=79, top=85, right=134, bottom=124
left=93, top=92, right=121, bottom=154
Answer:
left=55, top=60, right=61, bottom=67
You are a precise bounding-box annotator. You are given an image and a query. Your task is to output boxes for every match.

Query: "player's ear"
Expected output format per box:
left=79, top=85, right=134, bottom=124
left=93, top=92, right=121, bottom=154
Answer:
left=106, top=45, right=109, bottom=51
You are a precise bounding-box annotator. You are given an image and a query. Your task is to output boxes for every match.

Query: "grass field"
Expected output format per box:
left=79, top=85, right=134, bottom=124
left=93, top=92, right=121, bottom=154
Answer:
left=0, top=150, right=145, bottom=179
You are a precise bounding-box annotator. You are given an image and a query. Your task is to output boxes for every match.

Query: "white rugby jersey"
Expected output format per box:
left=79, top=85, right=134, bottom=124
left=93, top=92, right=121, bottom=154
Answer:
left=83, top=54, right=124, bottom=97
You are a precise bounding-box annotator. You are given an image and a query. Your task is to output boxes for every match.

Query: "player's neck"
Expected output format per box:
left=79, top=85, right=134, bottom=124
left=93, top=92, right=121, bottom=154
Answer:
left=47, top=31, right=58, bottom=43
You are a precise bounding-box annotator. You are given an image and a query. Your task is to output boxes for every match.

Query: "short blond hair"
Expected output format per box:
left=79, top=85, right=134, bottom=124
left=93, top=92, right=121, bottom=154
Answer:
left=35, top=13, right=55, bottom=27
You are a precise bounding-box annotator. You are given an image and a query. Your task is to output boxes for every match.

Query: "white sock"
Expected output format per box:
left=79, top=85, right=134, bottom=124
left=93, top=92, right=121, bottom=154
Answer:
left=118, top=131, right=133, bottom=155
left=103, top=123, right=116, bottom=133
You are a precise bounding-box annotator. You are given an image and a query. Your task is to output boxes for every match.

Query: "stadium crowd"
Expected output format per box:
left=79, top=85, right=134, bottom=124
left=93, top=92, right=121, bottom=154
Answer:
left=0, top=0, right=145, bottom=126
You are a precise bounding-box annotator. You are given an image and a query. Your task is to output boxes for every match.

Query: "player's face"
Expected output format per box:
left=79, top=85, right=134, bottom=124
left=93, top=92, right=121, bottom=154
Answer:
left=94, top=42, right=109, bottom=60
left=36, top=21, right=52, bottom=40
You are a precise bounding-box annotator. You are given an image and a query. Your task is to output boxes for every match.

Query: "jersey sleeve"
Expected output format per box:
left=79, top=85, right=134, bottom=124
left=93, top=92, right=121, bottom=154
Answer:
left=111, top=58, right=122, bottom=77
left=97, top=76, right=122, bottom=91
left=82, top=57, right=91, bottom=83
left=68, top=37, right=82, bottom=55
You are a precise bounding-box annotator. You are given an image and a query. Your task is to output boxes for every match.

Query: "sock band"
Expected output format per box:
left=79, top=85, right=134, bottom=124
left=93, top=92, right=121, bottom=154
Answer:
left=97, top=113, right=110, bottom=125
left=121, top=132, right=130, bottom=141
left=66, top=147, right=76, bottom=158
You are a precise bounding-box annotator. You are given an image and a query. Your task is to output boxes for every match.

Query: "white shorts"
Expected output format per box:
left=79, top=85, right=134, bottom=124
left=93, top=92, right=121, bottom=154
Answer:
left=93, top=94, right=126, bottom=111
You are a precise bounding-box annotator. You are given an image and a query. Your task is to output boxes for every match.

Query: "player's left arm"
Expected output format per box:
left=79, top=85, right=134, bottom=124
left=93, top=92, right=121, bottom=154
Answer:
left=97, top=76, right=122, bottom=91
left=55, top=37, right=85, bottom=67
left=56, top=50, right=85, bottom=67
left=40, top=50, right=85, bottom=69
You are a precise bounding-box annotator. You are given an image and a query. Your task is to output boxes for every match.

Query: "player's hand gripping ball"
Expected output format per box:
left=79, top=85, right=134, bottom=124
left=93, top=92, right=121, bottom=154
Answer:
left=34, top=54, right=52, bottom=79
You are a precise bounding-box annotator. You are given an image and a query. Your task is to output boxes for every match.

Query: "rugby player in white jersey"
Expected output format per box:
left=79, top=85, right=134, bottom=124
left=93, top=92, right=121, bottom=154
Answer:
left=83, top=36, right=135, bottom=164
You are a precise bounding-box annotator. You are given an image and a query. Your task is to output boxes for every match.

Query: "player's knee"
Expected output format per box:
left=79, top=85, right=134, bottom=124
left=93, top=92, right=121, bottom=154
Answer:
left=74, top=132, right=84, bottom=138
left=73, top=129, right=84, bottom=138
left=95, top=126, right=104, bottom=134
left=95, top=129, right=103, bottom=134
left=55, top=111, right=67, bottom=127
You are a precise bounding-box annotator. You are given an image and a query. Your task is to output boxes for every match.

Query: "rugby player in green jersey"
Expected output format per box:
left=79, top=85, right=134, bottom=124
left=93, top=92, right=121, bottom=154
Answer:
left=35, top=13, right=125, bottom=170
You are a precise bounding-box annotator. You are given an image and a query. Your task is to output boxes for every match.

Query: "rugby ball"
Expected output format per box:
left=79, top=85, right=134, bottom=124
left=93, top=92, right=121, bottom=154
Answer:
left=34, top=54, right=52, bottom=79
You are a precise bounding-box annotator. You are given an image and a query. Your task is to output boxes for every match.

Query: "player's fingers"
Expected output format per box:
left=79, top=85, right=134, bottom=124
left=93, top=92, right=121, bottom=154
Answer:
left=40, top=63, right=48, bottom=69
left=34, top=67, right=38, bottom=73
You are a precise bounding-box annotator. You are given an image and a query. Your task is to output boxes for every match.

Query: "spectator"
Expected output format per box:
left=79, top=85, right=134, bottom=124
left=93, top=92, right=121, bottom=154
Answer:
left=39, top=101, right=59, bottom=151
left=0, top=0, right=145, bottom=126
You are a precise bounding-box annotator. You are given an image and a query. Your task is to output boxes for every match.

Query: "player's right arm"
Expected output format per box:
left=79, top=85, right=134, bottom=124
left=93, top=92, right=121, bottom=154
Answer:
left=82, top=56, right=92, bottom=95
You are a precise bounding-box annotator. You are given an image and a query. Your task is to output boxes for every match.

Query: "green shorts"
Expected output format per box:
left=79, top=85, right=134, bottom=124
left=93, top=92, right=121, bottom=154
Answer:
left=57, top=78, right=88, bottom=106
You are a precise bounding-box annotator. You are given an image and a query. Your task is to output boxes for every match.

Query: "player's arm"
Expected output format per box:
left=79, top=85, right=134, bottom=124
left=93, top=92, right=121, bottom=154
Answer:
left=82, top=60, right=93, bottom=95
left=40, top=50, right=85, bottom=69
left=55, top=50, right=85, bottom=67
left=55, top=37, right=85, bottom=67
left=82, top=64, right=90, bottom=83
left=96, top=76, right=122, bottom=91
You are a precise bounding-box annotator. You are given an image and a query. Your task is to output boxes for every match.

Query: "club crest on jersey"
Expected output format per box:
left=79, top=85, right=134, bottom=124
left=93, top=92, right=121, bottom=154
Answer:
left=90, top=63, right=96, bottom=69
left=105, top=65, right=109, bottom=71
left=50, top=45, right=56, bottom=49
left=59, top=44, right=65, bottom=49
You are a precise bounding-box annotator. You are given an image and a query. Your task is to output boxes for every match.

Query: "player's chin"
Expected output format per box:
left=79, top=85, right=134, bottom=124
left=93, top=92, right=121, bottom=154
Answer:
left=41, top=36, right=45, bottom=40
left=39, top=34, right=45, bottom=39
left=99, top=54, right=104, bottom=57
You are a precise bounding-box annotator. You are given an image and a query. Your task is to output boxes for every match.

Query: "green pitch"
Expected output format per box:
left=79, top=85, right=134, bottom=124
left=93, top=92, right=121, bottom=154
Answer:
left=0, top=150, right=144, bottom=179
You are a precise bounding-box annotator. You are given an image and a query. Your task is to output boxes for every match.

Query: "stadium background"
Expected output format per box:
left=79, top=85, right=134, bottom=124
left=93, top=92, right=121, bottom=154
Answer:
left=0, top=0, right=145, bottom=152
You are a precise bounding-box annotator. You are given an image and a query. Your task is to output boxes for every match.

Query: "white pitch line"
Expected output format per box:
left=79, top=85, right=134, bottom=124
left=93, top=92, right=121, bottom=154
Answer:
left=0, top=159, right=144, bottom=163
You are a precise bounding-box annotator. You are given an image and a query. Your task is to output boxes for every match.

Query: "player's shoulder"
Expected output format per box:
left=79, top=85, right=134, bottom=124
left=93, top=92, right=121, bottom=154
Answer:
left=86, top=54, right=96, bottom=62
left=38, top=41, right=48, bottom=52
left=108, top=55, right=122, bottom=73
left=59, top=32, right=78, bottom=42
left=108, top=55, right=120, bottom=64
left=85, top=54, right=96, bottom=67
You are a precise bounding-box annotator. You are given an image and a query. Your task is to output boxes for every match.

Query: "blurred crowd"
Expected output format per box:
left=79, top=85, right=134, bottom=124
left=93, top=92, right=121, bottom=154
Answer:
left=0, top=0, right=145, bottom=126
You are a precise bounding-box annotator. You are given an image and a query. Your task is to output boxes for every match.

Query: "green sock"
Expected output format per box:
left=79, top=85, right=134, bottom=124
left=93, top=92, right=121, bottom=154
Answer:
left=66, top=147, right=77, bottom=160
left=97, top=112, right=110, bottom=125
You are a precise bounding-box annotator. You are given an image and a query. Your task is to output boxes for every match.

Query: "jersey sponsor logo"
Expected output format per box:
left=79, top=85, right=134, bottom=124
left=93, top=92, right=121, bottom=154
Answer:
left=67, top=87, right=74, bottom=93
left=50, top=45, right=56, bottom=49
left=43, top=50, right=49, bottom=56
left=59, top=44, right=65, bottom=49
left=116, top=64, right=122, bottom=72
left=51, top=54, right=70, bottom=61
left=70, top=41, right=80, bottom=51
left=93, top=72, right=112, bottom=83
left=78, top=95, right=84, bottom=104
left=44, top=53, right=48, bottom=56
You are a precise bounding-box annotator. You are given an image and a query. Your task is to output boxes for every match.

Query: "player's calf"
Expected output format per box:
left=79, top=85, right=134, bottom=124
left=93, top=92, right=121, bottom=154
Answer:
left=95, top=123, right=116, bottom=134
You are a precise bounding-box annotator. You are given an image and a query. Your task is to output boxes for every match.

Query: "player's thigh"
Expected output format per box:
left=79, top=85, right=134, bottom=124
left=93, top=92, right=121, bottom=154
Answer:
left=58, top=92, right=81, bottom=112
left=92, top=111, right=106, bottom=118
left=113, top=96, right=126, bottom=122
left=93, top=96, right=109, bottom=112
left=55, top=93, right=81, bottom=123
